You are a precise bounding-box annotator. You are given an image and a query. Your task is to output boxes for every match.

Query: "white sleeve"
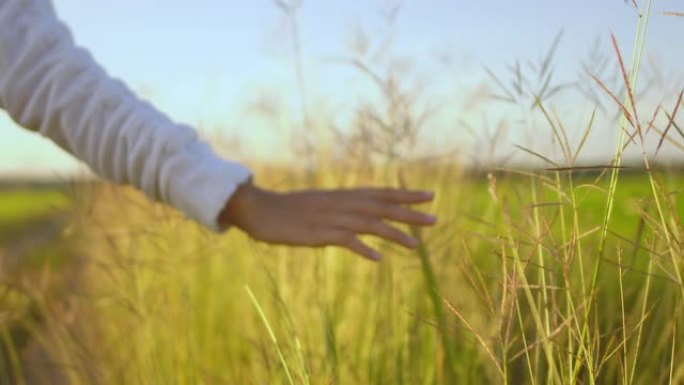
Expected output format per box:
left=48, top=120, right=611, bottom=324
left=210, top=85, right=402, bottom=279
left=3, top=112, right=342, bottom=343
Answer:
left=0, top=0, right=252, bottom=231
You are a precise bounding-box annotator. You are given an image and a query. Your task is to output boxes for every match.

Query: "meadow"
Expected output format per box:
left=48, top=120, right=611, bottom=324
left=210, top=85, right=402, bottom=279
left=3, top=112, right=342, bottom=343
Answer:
left=2, top=1, right=684, bottom=384
left=1, top=165, right=684, bottom=385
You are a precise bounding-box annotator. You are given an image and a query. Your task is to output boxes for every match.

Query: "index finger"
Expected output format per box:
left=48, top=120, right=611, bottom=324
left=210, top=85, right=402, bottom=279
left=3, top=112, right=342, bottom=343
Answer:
left=355, top=188, right=435, bottom=204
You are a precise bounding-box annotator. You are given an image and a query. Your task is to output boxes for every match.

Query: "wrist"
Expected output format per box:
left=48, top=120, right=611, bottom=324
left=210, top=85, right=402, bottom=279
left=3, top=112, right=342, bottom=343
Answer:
left=218, top=179, right=258, bottom=231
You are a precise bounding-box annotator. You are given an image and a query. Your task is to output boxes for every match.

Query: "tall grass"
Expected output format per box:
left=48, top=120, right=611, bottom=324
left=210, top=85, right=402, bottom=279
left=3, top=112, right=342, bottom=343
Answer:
left=27, top=162, right=680, bottom=385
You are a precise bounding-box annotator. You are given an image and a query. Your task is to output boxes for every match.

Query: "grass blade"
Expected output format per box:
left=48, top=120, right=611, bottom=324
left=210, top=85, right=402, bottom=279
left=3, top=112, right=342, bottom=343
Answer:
left=245, top=284, right=296, bottom=385
left=514, top=144, right=560, bottom=167
left=656, top=89, right=684, bottom=155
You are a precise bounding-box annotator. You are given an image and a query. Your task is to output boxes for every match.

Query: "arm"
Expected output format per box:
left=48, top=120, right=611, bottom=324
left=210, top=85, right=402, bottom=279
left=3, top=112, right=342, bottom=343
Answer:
left=0, top=0, right=437, bottom=260
left=219, top=182, right=437, bottom=261
left=0, top=0, right=251, bottom=231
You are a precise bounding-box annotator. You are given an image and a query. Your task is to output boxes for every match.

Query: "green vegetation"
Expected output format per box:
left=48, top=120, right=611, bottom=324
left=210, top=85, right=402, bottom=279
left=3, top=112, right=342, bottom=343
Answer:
left=0, top=188, right=70, bottom=232
left=3, top=167, right=683, bottom=384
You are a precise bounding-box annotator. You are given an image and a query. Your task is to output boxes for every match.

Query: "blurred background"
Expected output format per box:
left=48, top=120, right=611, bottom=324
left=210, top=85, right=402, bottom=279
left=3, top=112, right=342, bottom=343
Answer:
left=2, top=0, right=684, bottom=177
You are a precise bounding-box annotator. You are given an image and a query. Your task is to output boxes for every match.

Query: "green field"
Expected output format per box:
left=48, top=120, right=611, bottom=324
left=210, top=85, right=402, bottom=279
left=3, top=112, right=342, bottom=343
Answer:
left=1, top=166, right=684, bottom=385
left=0, top=188, right=70, bottom=233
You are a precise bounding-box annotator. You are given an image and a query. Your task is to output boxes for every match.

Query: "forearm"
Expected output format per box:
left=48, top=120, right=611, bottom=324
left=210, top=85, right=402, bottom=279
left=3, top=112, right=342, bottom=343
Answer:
left=0, top=0, right=251, bottom=230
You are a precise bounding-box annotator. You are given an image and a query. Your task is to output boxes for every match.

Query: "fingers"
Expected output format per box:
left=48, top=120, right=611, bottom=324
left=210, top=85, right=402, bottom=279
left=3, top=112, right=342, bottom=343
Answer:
left=317, top=229, right=382, bottom=261
left=344, top=236, right=383, bottom=261
left=334, top=215, right=418, bottom=249
left=348, top=199, right=437, bottom=226
left=357, top=188, right=435, bottom=204
left=324, top=188, right=435, bottom=257
left=282, top=186, right=437, bottom=261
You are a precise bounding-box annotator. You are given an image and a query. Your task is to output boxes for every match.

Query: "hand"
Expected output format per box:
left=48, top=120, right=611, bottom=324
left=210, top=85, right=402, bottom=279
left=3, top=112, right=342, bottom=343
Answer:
left=218, top=181, right=437, bottom=261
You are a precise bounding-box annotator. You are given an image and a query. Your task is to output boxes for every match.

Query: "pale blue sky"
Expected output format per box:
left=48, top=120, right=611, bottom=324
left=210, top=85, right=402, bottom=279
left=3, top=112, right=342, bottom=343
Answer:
left=2, top=0, right=683, bottom=176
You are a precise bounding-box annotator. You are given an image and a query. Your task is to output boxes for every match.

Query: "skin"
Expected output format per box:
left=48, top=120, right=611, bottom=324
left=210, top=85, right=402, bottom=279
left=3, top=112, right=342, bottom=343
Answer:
left=218, top=181, right=437, bottom=261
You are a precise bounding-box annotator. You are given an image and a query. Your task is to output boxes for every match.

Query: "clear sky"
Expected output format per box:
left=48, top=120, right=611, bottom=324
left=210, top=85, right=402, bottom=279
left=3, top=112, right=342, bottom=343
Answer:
left=2, top=0, right=683, bottom=177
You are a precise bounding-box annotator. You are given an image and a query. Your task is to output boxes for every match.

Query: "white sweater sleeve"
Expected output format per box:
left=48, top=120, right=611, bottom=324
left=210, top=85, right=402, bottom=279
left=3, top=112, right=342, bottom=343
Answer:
left=0, top=0, right=252, bottom=231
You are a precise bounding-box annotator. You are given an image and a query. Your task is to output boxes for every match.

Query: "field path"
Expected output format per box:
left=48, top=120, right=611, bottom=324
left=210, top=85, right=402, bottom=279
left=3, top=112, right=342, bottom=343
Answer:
left=1, top=212, right=82, bottom=385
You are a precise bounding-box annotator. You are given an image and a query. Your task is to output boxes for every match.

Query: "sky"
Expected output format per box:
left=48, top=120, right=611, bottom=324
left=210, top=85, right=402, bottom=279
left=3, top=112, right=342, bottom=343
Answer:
left=2, top=0, right=683, bottom=177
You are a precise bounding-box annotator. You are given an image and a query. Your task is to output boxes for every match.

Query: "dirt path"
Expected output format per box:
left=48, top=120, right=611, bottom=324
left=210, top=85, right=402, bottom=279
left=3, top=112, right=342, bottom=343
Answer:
left=1, top=212, right=81, bottom=385
left=1, top=213, right=70, bottom=274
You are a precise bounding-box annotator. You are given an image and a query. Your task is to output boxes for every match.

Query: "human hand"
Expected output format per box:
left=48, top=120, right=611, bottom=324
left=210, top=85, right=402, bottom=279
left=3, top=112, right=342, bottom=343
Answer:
left=218, top=181, right=437, bottom=261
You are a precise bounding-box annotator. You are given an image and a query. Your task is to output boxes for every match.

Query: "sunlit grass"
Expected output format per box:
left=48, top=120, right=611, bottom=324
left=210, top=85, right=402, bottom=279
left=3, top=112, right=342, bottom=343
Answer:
left=3, top=165, right=675, bottom=385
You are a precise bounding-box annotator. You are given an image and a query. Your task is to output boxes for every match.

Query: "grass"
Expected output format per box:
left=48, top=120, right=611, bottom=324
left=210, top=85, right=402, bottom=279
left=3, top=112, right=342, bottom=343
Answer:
left=1, top=166, right=681, bottom=384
